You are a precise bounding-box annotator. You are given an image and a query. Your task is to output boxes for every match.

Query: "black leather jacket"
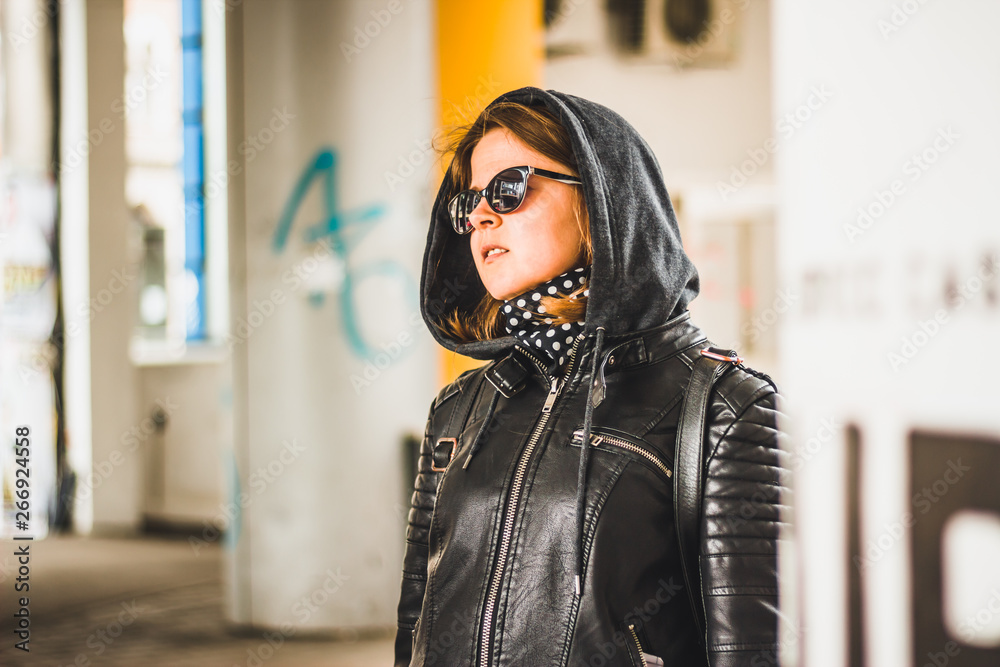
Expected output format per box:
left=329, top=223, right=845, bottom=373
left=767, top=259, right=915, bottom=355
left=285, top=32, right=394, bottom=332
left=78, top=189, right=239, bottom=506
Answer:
left=394, top=312, right=787, bottom=666
left=398, top=86, right=788, bottom=666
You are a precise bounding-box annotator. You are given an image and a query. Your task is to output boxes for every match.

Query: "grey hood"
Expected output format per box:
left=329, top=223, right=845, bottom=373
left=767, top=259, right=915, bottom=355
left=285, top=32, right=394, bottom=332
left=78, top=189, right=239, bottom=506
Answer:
left=420, top=86, right=700, bottom=357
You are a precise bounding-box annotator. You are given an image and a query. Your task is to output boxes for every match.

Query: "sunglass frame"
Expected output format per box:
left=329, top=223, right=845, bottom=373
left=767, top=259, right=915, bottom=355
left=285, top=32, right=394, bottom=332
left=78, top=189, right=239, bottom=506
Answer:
left=448, top=165, right=582, bottom=234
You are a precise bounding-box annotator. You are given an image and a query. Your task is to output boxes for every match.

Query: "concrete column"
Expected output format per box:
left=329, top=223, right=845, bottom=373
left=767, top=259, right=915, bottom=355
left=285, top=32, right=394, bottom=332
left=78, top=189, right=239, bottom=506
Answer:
left=434, top=0, right=543, bottom=385
left=0, top=0, right=59, bottom=537
left=60, top=0, right=140, bottom=533
left=773, top=1, right=1000, bottom=664
left=224, top=0, right=435, bottom=631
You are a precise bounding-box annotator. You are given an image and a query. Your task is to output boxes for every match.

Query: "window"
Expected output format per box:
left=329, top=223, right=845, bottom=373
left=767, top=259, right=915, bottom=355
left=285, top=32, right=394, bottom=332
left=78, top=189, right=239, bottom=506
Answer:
left=125, top=0, right=209, bottom=345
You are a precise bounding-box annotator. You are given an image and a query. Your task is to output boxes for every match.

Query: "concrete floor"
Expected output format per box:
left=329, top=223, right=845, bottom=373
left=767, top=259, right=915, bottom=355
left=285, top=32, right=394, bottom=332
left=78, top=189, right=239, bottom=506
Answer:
left=0, top=534, right=394, bottom=666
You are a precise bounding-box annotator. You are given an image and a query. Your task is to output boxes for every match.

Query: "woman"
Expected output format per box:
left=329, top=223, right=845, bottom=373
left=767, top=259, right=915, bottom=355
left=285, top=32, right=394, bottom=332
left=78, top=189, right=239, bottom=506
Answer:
left=395, top=87, right=788, bottom=667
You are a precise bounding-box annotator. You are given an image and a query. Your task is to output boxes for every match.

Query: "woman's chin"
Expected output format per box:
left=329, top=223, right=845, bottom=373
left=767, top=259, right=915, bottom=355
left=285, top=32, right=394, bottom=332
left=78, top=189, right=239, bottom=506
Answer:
left=484, top=280, right=522, bottom=302
left=481, top=265, right=556, bottom=301
left=480, top=271, right=517, bottom=302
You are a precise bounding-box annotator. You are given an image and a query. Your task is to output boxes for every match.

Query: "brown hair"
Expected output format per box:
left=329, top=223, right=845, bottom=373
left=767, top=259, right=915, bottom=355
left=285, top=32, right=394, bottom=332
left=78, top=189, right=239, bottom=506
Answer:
left=435, top=101, right=592, bottom=343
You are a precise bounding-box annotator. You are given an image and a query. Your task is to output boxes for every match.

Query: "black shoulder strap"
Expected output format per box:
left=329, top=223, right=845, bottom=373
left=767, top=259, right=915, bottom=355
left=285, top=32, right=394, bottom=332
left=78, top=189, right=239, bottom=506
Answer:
left=673, top=345, right=741, bottom=644
left=430, top=366, right=490, bottom=471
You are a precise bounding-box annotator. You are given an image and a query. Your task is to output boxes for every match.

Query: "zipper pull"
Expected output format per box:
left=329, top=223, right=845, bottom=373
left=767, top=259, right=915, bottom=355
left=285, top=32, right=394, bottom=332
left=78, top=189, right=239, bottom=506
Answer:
left=592, top=375, right=606, bottom=408
left=592, top=351, right=612, bottom=408
left=542, top=378, right=560, bottom=413
left=572, top=429, right=602, bottom=445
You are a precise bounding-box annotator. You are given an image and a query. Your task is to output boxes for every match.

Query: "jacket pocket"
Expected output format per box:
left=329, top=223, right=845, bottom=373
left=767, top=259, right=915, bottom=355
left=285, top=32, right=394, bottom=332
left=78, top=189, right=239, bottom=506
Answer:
left=621, top=621, right=665, bottom=667
left=571, top=428, right=672, bottom=480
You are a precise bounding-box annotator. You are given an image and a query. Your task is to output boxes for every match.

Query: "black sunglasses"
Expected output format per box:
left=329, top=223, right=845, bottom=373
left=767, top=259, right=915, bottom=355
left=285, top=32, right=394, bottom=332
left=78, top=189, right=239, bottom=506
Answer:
left=447, top=165, right=582, bottom=235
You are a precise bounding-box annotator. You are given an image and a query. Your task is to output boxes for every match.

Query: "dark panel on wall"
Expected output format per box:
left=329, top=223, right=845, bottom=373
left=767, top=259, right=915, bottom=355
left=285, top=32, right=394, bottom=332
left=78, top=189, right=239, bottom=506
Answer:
left=847, top=424, right=865, bottom=667
left=910, top=430, right=1000, bottom=667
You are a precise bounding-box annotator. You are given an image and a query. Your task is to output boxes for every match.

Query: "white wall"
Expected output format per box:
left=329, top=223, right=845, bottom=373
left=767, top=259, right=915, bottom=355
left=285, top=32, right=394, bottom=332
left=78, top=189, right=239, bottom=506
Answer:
left=225, top=0, right=436, bottom=631
left=136, top=356, right=231, bottom=526
left=544, top=0, right=780, bottom=368
left=772, top=1, right=1000, bottom=665
left=545, top=0, right=773, bottom=187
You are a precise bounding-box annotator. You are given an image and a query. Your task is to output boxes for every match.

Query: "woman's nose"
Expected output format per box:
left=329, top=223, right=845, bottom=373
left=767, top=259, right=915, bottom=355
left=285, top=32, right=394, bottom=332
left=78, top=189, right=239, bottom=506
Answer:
left=468, top=196, right=502, bottom=232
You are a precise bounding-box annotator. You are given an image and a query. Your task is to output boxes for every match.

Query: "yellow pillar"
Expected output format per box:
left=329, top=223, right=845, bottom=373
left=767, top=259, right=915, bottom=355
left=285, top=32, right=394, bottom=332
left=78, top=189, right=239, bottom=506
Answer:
left=435, top=0, right=543, bottom=386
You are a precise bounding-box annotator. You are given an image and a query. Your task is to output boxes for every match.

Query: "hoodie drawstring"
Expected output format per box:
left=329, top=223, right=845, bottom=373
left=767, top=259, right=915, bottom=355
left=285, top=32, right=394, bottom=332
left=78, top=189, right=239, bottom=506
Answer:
left=574, top=326, right=605, bottom=596
left=463, top=386, right=500, bottom=469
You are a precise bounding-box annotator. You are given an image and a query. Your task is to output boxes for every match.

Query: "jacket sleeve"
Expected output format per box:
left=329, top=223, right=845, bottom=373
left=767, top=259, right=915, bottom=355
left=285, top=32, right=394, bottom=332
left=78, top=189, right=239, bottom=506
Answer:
left=394, top=365, right=482, bottom=667
left=394, top=397, right=441, bottom=667
left=700, top=388, right=789, bottom=667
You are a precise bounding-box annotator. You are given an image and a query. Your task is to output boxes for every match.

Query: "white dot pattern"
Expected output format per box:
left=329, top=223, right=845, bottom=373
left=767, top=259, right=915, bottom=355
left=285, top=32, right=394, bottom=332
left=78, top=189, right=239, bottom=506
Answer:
left=502, top=265, right=590, bottom=371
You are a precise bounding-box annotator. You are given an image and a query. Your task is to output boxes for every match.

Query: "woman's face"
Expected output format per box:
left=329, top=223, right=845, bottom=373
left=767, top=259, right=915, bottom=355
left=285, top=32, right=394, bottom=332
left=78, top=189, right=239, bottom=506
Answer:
left=467, top=128, right=587, bottom=302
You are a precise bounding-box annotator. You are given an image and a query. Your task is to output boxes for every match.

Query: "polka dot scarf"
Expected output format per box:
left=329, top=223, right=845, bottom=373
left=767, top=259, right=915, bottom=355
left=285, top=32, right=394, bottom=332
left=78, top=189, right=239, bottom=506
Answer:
left=502, top=265, right=590, bottom=371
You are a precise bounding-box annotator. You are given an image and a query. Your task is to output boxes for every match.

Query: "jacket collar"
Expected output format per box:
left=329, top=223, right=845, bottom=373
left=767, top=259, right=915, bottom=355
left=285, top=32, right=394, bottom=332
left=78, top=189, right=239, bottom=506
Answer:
left=597, top=310, right=707, bottom=376
left=499, top=310, right=707, bottom=389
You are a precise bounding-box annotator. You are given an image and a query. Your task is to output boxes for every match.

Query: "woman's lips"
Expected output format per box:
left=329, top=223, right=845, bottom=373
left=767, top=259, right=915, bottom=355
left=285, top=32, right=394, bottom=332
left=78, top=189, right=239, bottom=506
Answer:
left=482, top=247, right=509, bottom=264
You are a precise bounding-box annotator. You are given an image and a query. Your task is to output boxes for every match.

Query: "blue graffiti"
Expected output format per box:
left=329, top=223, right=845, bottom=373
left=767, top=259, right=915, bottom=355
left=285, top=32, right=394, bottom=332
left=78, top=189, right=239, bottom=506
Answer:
left=273, top=148, right=417, bottom=359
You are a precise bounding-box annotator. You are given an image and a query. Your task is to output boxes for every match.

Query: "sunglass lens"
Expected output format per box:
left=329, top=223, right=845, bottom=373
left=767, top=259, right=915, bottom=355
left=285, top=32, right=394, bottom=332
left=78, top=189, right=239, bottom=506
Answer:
left=449, top=191, right=478, bottom=233
left=487, top=168, right=526, bottom=213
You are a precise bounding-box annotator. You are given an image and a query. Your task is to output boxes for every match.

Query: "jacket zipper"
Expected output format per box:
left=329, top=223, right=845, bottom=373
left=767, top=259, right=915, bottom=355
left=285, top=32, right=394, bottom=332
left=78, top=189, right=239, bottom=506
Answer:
left=477, top=335, right=584, bottom=667
left=572, top=429, right=672, bottom=478
left=627, top=623, right=646, bottom=666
